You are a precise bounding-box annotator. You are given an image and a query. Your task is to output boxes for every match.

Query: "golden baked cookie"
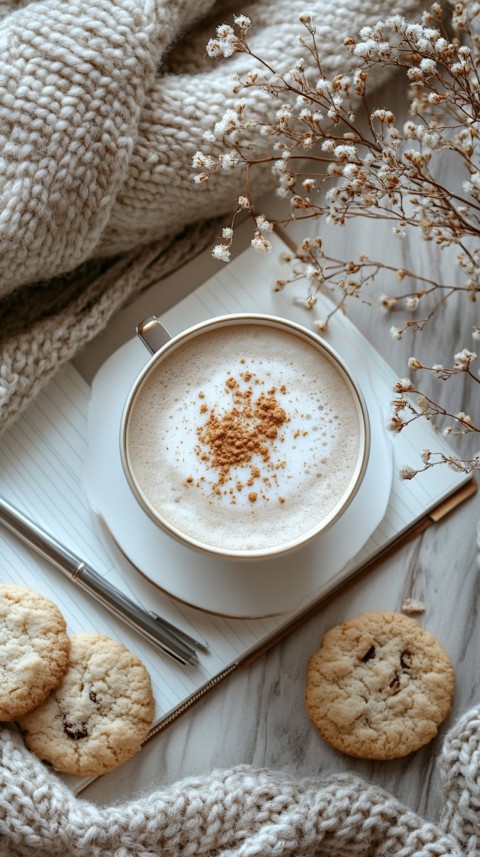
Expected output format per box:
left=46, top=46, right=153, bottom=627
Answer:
left=0, top=583, right=69, bottom=720
left=19, top=632, right=155, bottom=776
left=305, top=611, right=455, bottom=759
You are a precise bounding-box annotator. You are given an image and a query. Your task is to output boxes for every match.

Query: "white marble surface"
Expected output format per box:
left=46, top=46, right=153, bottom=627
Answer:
left=77, top=73, right=480, bottom=823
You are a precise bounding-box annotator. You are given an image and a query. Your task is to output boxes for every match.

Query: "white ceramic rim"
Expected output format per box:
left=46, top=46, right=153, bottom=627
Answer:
left=120, top=313, right=370, bottom=560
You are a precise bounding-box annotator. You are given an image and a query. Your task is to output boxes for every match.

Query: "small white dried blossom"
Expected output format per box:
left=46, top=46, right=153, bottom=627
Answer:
left=208, top=24, right=238, bottom=57
left=213, top=109, right=241, bottom=139
left=276, top=104, right=292, bottom=121
left=314, top=319, right=329, bottom=332
left=251, top=233, right=272, bottom=253
left=455, top=411, right=473, bottom=426
left=453, top=348, right=477, bottom=368
left=219, top=151, right=239, bottom=170
left=408, top=357, right=423, bottom=370
left=394, top=378, right=415, bottom=392
left=192, top=151, right=215, bottom=169
left=387, top=415, right=405, bottom=433
left=233, top=14, right=251, bottom=28
left=315, top=78, right=332, bottom=94
left=343, top=163, right=359, bottom=178
left=419, top=57, right=437, bottom=74
left=212, top=244, right=231, bottom=262
left=255, top=214, right=273, bottom=232
left=417, top=394, right=428, bottom=412
left=358, top=25, right=374, bottom=40
left=433, top=37, right=448, bottom=53
left=390, top=326, right=404, bottom=340
left=222, top=227, right=233, bottom=240
left=379, top=294, right=396, bottom=309
left=406, top=296, right=420, bottom=311
left=371, top=108, right=395, bottom=123
left=299, top=108, right=313, bottom=121
left=334, top=144, right=357, bottom=162
left=472, top=326, right=480, bottom=340
left=237, top=196, right=250, bottom=209
left=206, top=39, right=223, bottom=58
left=400, top=466, right=417, bottom=480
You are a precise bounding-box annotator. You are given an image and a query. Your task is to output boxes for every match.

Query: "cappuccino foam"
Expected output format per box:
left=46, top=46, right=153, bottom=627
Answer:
left=126, top=324, right=363, bottom=553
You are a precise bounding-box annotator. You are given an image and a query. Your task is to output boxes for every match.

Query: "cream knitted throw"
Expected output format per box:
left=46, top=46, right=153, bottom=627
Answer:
left=0, top=0, right=426, bottom=433
left=0, top=705, right=479, bottom=856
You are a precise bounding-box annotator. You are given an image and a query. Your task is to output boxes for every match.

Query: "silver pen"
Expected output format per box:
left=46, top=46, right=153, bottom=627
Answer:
left=0, top=496, right=208, bottom=666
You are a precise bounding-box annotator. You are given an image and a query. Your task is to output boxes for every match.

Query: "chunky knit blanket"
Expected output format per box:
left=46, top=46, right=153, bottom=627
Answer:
left=0, top=0, right=426, bottom=433
left=0, top=705, right=479, bottom=856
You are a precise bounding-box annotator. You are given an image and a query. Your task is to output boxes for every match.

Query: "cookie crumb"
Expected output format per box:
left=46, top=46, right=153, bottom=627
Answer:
left=401, top=598, right=425, bottom=615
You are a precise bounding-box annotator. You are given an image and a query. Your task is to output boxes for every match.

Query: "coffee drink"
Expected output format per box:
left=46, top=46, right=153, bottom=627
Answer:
left=125, top=322, right=364, bottom=554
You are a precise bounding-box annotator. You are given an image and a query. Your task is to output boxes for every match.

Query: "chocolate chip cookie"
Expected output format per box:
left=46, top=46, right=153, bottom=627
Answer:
left=19, top=632, right=155, bottom=776
left=0, top=583, right=70, bottom=720
left=305, top=611, right=455, bottom=759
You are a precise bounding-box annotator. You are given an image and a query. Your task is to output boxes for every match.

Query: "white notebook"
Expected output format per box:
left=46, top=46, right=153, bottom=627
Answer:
left=0, top=231, right=474, bottom=790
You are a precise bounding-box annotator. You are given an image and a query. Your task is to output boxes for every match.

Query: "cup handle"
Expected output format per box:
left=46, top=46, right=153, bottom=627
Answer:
left=136, top=315, right=172, bottom=355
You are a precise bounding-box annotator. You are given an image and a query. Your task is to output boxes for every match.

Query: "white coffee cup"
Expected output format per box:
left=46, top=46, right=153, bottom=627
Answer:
left=120, top=314, right=370, bottom=560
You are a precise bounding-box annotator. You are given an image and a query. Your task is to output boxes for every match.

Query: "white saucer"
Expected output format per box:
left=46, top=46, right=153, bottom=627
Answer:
left=82, top=333, right=393, bottom=618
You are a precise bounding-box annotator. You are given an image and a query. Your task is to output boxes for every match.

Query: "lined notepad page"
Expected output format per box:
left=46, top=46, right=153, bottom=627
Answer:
left=0, top=231, right=471, bottom=791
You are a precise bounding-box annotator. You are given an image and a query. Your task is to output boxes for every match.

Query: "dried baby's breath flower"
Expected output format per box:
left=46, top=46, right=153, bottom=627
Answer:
left=195, top=2, right=480, bottom=477
left=251, top=233, right=272, bottom=252
left=405, top=296, right=420, bottom=311
left=212, top=244, right=231, bottom=262
left=255, top=214, right=273, bottom=232
left=453, top=349, right=477, bottom=368
left=379, top=294, right=397, bottom=309
left=408, top=357, right=423, bottom=370
left=394, top=378, right=415, bottom=392
left=400, top=466, right=417, bottom=480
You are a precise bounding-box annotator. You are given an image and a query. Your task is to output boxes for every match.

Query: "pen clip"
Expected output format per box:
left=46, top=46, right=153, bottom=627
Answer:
left=148, top=611, right=209, bottom=653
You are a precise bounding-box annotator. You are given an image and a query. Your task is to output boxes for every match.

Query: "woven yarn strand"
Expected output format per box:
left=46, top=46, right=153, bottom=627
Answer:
left=2, top=708, right=480, bottom=857
left=0, top=0, right=426, bottom=433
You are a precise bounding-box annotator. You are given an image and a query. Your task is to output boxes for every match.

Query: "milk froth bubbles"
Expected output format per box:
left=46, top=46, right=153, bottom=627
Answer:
left=125, top=322, right=364, bottom=555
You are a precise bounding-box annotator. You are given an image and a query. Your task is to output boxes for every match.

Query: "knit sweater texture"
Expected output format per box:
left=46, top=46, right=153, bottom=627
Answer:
left=0, top=0, right=425, bottom=433
left=0, top=704, right=480, bottom=856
